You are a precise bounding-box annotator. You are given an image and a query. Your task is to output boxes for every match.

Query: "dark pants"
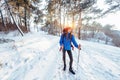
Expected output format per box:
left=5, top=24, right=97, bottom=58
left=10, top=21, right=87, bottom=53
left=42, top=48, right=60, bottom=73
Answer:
left=62, top=49, right=73, bottom=69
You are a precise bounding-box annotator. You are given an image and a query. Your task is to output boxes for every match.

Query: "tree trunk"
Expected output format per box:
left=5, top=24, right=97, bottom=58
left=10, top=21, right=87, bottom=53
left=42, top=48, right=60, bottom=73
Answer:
left=0, top=9, right=6, bottom=28
left=63, top=4, right=66, bottom=28
left=24, top=0, right=27, bottom=31
left=18, top=14, right=22, bottom=26
left=78, top=11, right=82, bottom=39
left=105, top=37, right=108, bottom=44
left=72, top=13, right=75, bottom=28
left=5, top=0, right=24, bottom=36
left=59, top=1, right=62, bottom=35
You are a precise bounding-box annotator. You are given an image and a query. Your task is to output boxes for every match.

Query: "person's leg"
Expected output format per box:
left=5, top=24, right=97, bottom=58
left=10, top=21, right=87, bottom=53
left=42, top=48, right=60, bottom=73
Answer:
left=67, top=50, right=73, bottom=70
left=62, top=49, right=66, bottom=70
left=67, top=50, right=75, bottom=74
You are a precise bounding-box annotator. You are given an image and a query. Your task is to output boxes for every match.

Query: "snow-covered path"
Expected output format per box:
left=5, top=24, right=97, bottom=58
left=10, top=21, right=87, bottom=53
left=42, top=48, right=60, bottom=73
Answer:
left=0, top=31, right=120, bottom=80
left=24, top=39, right=59, bottom=80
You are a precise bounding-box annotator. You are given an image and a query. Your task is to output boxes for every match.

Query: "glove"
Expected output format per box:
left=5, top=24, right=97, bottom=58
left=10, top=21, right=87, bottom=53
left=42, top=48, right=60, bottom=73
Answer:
left=78, top=44, right=81, bottom=50
left=72, top=46, right=74, bottom=50
left=59, top=46, right=63, bottom=51
left=71, top=44, right=74, bottom=50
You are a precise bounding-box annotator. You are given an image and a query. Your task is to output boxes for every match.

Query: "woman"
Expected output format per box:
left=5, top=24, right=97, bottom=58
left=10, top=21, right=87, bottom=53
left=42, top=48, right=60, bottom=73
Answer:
left=59, top=27, right=81, bottom=74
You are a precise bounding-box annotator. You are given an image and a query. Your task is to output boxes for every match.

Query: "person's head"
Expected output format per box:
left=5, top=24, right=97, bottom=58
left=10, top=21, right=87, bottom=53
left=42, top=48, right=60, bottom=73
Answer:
left=67, top=27, right=72, bottom=33
left=63, top=27, right=72, bottom=34
left=63, top=27, right=68, bottom=34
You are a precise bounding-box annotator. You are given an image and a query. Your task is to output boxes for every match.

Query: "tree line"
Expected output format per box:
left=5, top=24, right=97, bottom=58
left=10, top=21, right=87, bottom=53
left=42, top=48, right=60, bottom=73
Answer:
left=0, top=0, right=120, bottom=47
left=0, top=0, right=43, bottom=36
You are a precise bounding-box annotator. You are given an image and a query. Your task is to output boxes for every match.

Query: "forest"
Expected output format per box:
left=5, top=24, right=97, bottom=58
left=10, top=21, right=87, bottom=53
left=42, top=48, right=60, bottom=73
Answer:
left=0, top=0, right=120, bottom=47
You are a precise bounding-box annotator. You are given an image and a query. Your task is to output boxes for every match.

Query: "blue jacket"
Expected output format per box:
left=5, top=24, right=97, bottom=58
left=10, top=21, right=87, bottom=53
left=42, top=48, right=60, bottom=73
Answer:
left=59, top=33, right=78, bottom=50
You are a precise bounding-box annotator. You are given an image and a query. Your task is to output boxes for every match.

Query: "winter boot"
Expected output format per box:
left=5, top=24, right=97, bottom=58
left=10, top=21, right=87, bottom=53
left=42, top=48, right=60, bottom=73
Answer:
left=63, top=65, right=66, bottom=71
left=69, top=68, right=75, bottom=75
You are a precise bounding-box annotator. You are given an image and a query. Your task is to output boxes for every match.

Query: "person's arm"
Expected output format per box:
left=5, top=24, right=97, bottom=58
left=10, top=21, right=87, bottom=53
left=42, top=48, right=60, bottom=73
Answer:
left=71, top=35, right=81, bottom=50
left=71, top=35, right=78, bottom=48
left=59, top=35, right=63, bottom=46
left=59, top=35, right=64, bottom=51
left=71, top=44, right=74, bottom=50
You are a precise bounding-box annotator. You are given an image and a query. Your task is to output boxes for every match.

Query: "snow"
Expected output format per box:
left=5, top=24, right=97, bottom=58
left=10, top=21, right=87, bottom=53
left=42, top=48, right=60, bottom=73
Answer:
left=0, top=31, right=120, bottom=80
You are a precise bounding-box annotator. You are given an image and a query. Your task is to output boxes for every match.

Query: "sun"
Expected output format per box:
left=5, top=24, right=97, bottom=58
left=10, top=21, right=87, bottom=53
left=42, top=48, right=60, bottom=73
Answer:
left=61, top=19, right=76, bottom=29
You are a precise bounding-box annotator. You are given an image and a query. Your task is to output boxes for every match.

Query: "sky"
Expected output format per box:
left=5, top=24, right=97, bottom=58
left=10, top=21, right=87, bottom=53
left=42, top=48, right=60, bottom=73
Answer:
left=96, top=0, right=120, bottom=31
left=97, top=11, right=120, bottom=30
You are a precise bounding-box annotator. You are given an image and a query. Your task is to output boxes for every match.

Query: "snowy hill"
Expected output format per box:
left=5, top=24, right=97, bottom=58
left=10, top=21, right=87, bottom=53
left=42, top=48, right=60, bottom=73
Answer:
left=0, top=31, right=120, bottom=80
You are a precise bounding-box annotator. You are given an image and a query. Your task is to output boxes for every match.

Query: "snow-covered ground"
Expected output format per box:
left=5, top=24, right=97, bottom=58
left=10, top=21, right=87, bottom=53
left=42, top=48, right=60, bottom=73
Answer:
left=0, top=31, right=120, bottom=80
